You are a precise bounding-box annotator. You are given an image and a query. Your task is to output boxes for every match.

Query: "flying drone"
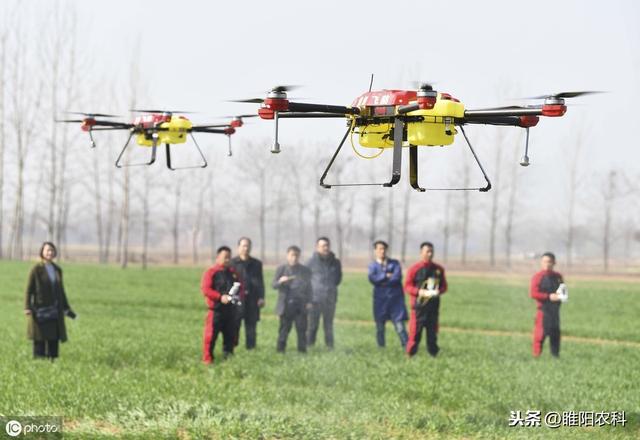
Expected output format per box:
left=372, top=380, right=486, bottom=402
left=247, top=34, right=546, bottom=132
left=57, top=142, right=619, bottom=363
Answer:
left=233, top=81, right=601, bottom=191
left=58, top=111, right=255, bottom=170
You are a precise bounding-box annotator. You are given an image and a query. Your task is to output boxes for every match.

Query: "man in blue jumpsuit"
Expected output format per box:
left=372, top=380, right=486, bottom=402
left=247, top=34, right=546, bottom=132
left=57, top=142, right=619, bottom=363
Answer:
left=367, top=240, right=408, bottom=348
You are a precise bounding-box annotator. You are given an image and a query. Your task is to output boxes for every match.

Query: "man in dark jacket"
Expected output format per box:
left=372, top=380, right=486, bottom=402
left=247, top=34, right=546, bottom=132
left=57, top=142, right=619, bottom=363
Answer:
left=201, top=246, right=245, bottom=364
left=306, top=237, right=342, bottom=349
left=230, top=237, right=265, bottom=350
left=530, top=252, right=566, bottom=357
left=272, top=246, right=312, bottom=353
left=368, top=240, right=408, bottom=348
left=404, top=242, right=448, bottom=358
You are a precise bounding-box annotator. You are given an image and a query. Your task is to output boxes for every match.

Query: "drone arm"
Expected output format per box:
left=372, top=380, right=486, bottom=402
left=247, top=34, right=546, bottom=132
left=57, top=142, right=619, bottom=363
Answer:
left=287, top=102, right=359, bottom=115
left=459, top=116, right=523, bottom=126
left=464, top=108, right=542, bottom=118
left=190, top=128, right=229, bottom=134
left=277, top=112, right=347, bottom=119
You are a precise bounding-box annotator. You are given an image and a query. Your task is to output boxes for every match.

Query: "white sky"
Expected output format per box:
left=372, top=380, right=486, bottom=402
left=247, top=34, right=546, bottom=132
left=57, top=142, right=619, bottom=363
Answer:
left=56, top=0, right=639, bottom=170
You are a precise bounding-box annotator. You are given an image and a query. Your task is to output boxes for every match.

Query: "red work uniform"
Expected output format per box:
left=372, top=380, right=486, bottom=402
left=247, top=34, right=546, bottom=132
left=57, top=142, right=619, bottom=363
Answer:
left=200, top=264, right=244, bottom=364
left=530, top=269, right=563, bottom=357
left=404, top=260, right=448, bottom=357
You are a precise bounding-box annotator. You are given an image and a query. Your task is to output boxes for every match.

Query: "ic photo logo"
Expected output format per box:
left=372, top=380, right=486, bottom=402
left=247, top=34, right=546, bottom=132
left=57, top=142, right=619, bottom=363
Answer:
left=5, top=420, right=22, bottom=437
left=1, top=417, right=62, bottom=438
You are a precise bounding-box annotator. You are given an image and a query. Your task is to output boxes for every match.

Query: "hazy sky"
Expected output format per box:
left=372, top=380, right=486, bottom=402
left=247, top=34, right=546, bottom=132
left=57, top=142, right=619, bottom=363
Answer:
left=1, top=0, right=638, bottom=261
left=5, top=0, right=635, bottom=169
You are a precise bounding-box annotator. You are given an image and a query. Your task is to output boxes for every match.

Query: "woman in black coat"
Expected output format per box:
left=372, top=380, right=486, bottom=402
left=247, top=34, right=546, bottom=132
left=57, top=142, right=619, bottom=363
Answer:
left=24, top=242, right=76, bottom=360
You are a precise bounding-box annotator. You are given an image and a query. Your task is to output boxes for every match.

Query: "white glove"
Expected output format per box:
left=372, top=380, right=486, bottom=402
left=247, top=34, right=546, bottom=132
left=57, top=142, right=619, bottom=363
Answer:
left=556, top=283, right=568, bottom=303
left=228, top=282, right=241, bottom=297
left=428, top=289, right=440, bottom=298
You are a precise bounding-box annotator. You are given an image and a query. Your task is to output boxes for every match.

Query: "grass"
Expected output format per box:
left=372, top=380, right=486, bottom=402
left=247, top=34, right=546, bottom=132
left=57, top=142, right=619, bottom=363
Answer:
left=0, top=260, right=638, bottom=439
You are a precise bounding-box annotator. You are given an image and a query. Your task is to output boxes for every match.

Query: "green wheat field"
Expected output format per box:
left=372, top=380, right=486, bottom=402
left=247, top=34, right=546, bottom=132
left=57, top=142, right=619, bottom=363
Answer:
left=1, top=261, right=638, bottom=439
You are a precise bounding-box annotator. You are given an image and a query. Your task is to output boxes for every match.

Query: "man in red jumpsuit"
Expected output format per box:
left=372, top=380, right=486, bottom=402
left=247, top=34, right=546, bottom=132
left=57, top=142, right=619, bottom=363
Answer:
left=404, top=242, right=448, bottom=357
left=530, top=252, right=565, bottom=358
left=201, top=246, right=244, bottom=364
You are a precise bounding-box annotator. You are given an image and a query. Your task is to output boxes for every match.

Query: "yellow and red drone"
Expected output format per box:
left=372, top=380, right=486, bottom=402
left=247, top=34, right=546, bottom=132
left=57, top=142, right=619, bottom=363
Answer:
left=233, top=81, right=601, bottom=191
left=58, top=110, right=255, bottom=170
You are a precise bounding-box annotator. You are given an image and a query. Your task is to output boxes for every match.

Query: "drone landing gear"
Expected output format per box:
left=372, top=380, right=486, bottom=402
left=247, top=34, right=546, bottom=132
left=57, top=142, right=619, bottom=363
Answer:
left=319, top=119, right=492, bottom=191
left=319, top=118, right=404, bottom=188
left=165, top=134, right=208, bottom=170
left=519, top=127, right=531, bottom=167
left=115, top=132, right=158, bottom=168
left=408, top=125, right=492, bottom=192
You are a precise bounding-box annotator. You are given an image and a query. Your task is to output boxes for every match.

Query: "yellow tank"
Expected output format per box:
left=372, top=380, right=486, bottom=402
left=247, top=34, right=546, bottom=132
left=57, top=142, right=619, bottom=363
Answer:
left=407, top=97, right=465, bottom=146
left=136, top=117, right=193, bottom=147
left=357, top=123, right=394, bottom=149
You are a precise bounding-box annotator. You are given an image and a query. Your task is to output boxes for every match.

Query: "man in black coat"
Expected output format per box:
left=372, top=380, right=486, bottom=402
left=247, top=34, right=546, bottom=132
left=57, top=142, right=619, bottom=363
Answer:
left=230, top=237, right=265, bottom=350
left=306, top=237, right=342, bottom=349
left=272, top=246, right=312, bottom=353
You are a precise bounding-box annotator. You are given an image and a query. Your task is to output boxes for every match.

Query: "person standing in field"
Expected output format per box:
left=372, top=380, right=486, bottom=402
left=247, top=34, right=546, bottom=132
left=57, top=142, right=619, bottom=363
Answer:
left=272, top=246, right=313, bottom=353
left=24, top=242, right=77, bottom=360
left=404, top=242, right=448, bottom=357
left=201, top=246, right=245, bottom=364
left=306, top=237, right=342, bottom=350
left=230, top=237, right=265, bottom=350
left=530, top=252, right=566, bottom=358
left=367, top=240, right=408, bottom=348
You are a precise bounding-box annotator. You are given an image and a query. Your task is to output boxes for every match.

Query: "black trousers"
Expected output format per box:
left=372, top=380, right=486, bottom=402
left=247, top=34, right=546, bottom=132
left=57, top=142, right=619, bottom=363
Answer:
left=277, top=302, right=308, bottom=353
left=210, top=312, right=237, bottom=361
left=33, top=340, right=59, bottom=359
left=237, top=300, right=259, bottom=349
left=407, top=299, right=440, bottom=357
left=307, top=298, right=336, bottom=348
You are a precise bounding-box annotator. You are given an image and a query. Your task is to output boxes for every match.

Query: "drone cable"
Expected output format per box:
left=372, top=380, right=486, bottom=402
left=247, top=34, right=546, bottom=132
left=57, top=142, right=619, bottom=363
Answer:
left=349, top=118, right=385, bottom=160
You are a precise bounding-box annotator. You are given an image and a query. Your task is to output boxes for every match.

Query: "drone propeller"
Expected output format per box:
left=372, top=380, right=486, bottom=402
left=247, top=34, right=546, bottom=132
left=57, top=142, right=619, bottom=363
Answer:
left=411, top=81, right=437, bottom=91
left=222, top=114, right=258, bottom=119
left=129, top=109, right=198, bottom=114
left=271, top=85, right=301, bottom=93
left=65, top=111, right=121, bottom=118
left=524, top=91, right=606, bottom=100
left=56, top=118, right=86, bottom=123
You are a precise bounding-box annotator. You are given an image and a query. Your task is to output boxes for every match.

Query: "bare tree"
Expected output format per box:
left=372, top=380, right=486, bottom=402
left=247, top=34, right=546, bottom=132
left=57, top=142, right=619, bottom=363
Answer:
left=400, top=185, right=411, bottom=263
left=387, top=188, right=395, bottom=251
left=504, top=146, right=521, bottom=268
left=140, top=167, right=151, bottom=269
left=442, top=191, right=452, bottom=263
left=172, top=179, right=182, bottom=265
left=8, top=22, right=44, bottom=260
left=488, top=131, right=503, bottom=266
left=192, top=176, right=206, bottom=265
left=0, top=31, right=7, bottom=258
left=460, top=159, right=470, bottom=265
left=368, top=192, right=383, bottom=245
left=565, top=133, right=583, bottom=268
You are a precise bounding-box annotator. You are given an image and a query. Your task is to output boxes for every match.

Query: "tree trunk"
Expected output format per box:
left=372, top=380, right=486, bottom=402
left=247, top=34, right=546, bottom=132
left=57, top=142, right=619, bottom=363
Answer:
left=387, top=190, right=394, bottom=251
left=488, top=145, right=502, bottom=266
left=443, top=192, right=452, bottom=263
left=400, top=186, right=411, bottom=264
left=460, top=161, right=470, bottom=265
left=172, top=180, right=181, bottom=265
left=141, top=168, right=150, bottom=269
left=0, top=33, right=6, bottom=258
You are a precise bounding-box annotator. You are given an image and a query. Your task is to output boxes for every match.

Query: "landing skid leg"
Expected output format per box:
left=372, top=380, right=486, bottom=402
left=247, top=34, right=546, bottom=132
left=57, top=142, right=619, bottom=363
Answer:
left=166, top=134, right=208, bottom=170
left=319, top=118, right=404, bottom=188
left=409, top=145, right=425, bottom=192
left=410, top=126, right=492, bottom=191
left=459, top=126, right=492, bottom=192
left=382, top=118, right=403, bottom=187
